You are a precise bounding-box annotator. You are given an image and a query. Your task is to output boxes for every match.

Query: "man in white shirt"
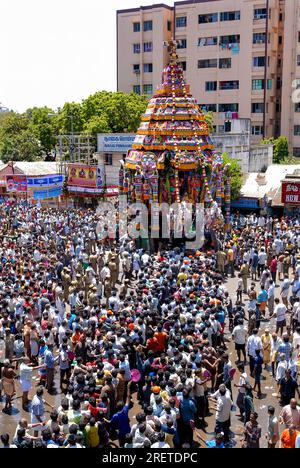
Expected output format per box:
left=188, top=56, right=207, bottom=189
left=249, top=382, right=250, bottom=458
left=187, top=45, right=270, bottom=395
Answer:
left=293, top=327, right=300, bottom=349
left=273, top=298, right=287, bottom=336
left=232, top=319, right=247, bottom=363
left=247, top=329, right=263, bottom=376
left=209, top=384, right=232, bottom=444
left=258, top=248, right=267, bottom=277
left=281, top=276, right=291, bottom=308
left=141, top=251, right=150, bottom=266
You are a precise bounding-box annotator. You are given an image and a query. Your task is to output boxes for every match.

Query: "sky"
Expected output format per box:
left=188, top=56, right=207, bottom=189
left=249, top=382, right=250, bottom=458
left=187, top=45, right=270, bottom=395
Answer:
left=0, top=0, right=174, bottom=112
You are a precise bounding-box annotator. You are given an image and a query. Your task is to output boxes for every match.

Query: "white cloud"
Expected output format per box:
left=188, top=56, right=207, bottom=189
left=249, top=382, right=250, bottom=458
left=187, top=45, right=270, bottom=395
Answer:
left=0, top=0, right=174, bottom=112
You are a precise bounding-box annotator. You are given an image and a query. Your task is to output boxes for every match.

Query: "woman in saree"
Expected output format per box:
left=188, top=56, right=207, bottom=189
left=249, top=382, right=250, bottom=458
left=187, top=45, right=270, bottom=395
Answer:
left=1, top=359, right=17, bottom=413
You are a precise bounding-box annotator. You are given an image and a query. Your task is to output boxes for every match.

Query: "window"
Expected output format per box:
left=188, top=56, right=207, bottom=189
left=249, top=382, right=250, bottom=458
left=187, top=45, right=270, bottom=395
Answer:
left=294, top=125, right=300, bottom=136
left=295, top=102, right=300, bottom=112
left=143, top=20, right=153, bottom=31
left=104, top=154, right=113, bottom=166
left=143, top=42, right=153, bottom=52
left=219, top=35, right=240, bottom=45
left=253, top=56, right=265, bottom=67
left=143, top=84, right=153, bottom=95
left=219, top=80, right=239, bottom=90
left=252, top=102, right=264, bottom=113
left=167, top=20, right=172, bottom=31
left=177, top=39, right=187, bottom=49
left=133, top=85, right=141, bottom=94
left=143, top=63, right=153, bottom=73
left=133, top=43, right=140, bottom=54
left=176, top=17, right=186, bottom=28
left=298, top=32, right=300, bottom=42
left=218, top=103, right=239, bottom=112
left=279, top=13, right=283, bottom=22
left=252, top=79, right=273, bottom=91
left=205, top=81, right=217, bottom=91
left=133, top=22, right=140, bottom=32
left=279, top=35, right=283, bottom=45
left=198, top=59, right=218, bottom=68
left=198, top=37, right=218, bottom=46
left=297, top=55, right=300, bottom=66
left=180, top=61, right=186, bottom=71
left=252, top=79, right=264, bottom=90
left=219, top=58, right=231, bottom=69
left=133, top=64, right=140, bottom=73
left=198, top=13, right=218, bottom=24
left=293, top=147, right=300, bottom=157
left=220, top=11, right=240, bottom=21
left=278, top=58, right=282, bottom=67
left=202, top=104, right=217, bottom=112
left=277, top=77, right=282, bottom=89
left=252, top=125, right=264, bottom=136
left=253, top=33, right=266, bottom=44
left=254, top=8, right=267, bottom=20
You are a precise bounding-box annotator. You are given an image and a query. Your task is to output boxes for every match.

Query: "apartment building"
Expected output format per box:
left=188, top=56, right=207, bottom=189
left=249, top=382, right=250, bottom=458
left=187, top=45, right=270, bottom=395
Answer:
left=117, top=4, right=174, bottom=98
left=117, top=1, right=300, bottom=151
left=281, top=0, right=300, bottom=157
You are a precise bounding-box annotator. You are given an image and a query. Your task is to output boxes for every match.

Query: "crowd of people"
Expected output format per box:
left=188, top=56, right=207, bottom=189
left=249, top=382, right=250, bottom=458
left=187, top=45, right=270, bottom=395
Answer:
left=0, top=204, right=299, bottom=449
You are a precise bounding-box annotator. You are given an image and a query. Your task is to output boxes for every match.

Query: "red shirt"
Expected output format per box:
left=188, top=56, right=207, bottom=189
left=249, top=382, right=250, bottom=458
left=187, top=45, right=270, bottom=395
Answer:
left=154, top=332, right=168, bottom=352
left=270, top=259, right=277, bottom=273
left=147, top=337, right=159, bottom=352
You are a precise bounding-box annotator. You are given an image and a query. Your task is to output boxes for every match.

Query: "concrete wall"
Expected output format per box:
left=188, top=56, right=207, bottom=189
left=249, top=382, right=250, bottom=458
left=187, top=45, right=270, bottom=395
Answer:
left=212, top=130, right=273, bottom=172
left=220, top=142, right=273, bottom=172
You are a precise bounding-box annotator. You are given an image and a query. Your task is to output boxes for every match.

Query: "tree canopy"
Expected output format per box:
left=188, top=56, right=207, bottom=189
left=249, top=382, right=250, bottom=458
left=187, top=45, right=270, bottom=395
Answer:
left=222, top=153, right=242, bottom=201
left=0, top=92, right=148, bottom=162
left=261, top=136, right=289, bottom=164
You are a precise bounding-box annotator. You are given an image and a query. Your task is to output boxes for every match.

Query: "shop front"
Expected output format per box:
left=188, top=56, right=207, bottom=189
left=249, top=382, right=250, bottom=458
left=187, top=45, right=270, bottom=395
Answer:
left=281, top=180, right=300, bottom=216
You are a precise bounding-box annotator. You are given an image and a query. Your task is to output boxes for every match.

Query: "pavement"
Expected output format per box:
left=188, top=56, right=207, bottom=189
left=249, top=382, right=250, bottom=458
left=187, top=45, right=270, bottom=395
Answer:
left=0, top=274, right=292, bottom=448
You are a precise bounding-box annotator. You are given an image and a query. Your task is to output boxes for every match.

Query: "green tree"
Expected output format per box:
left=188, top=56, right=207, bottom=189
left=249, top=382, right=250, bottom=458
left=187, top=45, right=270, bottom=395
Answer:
left=26, top=107, right=57, bottom=155
left=203, top=111, right=214, bottom=133
left=0, top=112, right=42, bottom=163
left=222, top=153, right=242, bottom=201
left=261, top=136, right=289, bottom=163
left=82, top=91, right=148, bottom=134
left=56, top=102, right=84, bottom=134
left=83, top=115, right=111, bottom=134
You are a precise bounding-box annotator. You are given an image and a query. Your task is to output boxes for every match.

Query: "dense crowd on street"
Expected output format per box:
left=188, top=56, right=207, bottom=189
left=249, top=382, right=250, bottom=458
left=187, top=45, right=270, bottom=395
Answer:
left=0, top=203, right=300, bottom=449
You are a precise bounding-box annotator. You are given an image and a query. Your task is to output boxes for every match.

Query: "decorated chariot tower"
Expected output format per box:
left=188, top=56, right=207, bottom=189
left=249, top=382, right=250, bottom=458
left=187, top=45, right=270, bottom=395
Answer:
left=119, top=40, right=231, bottom=232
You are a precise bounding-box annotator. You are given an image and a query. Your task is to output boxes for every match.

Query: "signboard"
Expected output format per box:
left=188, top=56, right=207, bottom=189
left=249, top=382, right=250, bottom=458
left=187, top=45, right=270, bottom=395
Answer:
left=67, top=164, right=104, bottom=189
left=6, top=175, right=27, bottom=193
left=67, top=185, right=118, bottom=197
left=97, top=133, right=136, bottom=153
left=67, top=164, right=99, bottom=188
left=27, top=175, right=64, bottom=187
left=282, top=181, right=300, bottom=205
left=96, top=167, right=104, bottom=188
left=33, top=187, right=63, bottom=200
left=231, top=197, right=260, bottom=209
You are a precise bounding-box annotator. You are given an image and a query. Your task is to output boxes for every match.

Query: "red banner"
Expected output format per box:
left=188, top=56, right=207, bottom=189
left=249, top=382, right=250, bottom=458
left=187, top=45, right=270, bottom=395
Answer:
left=6, top=175, right=27, bottom=192
left=67, top=164, right=97, bottom=188
left=282, top=181, right=300, bottom=205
